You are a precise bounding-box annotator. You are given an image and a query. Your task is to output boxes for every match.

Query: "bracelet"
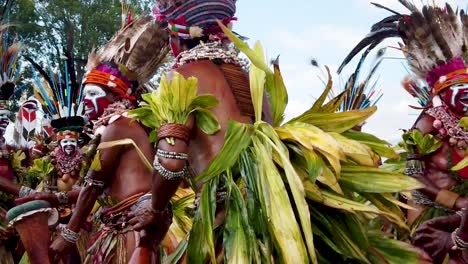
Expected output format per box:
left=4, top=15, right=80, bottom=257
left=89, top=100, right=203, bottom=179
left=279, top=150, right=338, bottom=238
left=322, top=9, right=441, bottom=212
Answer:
left=436, top=189, right=460, bottom=209
left=84, top=175, right=105, bottom=189
left=19, top=186, right=36, bottom=198
left=456, top=208, right=466, bottom=217
left=153, top=157, right=188, bottom=180
left=156, top=149, right=188, bottom=160
left=158, top=123, right=190, bottom=144
left=55, top=192, right=68, bottom=205
left=452, top=228, right=468, bottom=250
left=61, top=227, right=79, bottom=244
left=407, top=153, right=423, bottom=161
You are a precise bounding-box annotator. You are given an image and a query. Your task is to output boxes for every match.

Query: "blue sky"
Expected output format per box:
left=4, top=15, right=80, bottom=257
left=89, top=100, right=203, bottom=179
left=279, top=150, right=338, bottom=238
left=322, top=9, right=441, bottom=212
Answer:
left=232, top=0, right=464, bottom=143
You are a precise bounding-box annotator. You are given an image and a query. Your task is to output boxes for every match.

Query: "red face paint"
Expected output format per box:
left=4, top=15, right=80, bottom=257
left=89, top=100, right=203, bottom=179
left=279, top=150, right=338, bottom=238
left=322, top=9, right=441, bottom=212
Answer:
left=440, top=83, right=468, bottom=118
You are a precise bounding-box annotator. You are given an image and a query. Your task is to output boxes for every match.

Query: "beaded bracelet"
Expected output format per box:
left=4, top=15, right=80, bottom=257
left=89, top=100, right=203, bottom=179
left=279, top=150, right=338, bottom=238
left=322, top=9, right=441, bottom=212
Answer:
left=84, top=176, right=105, bottom=188
left=19, top=186, right=36, bottom=198
left=55, top=192, right=68, bottom=205
left=61, top=227, right=80, bottom=244
left=153, top=157, right=188, bottom=180
left=156, top=149, right=188, bottom=160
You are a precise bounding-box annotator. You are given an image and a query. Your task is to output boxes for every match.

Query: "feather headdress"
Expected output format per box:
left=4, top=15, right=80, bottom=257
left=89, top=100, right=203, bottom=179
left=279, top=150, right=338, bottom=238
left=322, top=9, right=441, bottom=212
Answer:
left=31, top=60, right=85, bottom=134
left=83, top=14, right=170, bottom=101
left=339, top=48, right=385, bottom=111
left=338, top=2, right=468, bottom=96
left=0, top=0, right=22, bottom=104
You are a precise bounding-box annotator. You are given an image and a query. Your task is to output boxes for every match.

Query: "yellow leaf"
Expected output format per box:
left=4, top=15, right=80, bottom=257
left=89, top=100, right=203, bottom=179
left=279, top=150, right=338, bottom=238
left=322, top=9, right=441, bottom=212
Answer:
left=289, top=107, right=377, bottom=133
left=276, top=122, right=344, bottom=174
left=452, top=156, right=468, bottom=171
left=97, top=139, right=152, bottom=171
left=249, top=42, right=266, bottom=122
left=329, top=132, right=377, bottom=166
left=256, top=128, right=317, bottom=263
left=90, top=151, right=102, bottom=172
left=252, top=136, right=310, bottom=263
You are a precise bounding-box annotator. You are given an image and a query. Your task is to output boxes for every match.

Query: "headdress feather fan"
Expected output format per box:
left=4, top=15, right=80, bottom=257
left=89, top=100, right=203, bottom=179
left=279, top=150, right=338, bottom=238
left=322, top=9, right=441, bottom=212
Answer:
left=85, top=15, right=170, bottom=89
left=338, top=2, right=468, bottom=87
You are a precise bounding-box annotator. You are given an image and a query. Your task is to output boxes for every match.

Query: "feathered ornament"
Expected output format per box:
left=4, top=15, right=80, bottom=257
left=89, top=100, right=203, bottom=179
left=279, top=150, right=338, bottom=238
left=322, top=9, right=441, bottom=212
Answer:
left=84, top=14, right=170, bottom=101
left=0, top=0, right=22, bottom=104
left=31, top=60, right=84, bottom=121
left=338, top=48, right=385, bottom=111
left=338, top=2, right=468, bottom=90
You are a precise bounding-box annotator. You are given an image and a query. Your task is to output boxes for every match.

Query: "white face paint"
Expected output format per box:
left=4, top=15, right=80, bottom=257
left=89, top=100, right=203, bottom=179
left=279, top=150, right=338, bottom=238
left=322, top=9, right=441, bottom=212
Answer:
left=0, top=109, right=11, bottom=132
left=447, top=83, right=468, bottom=116
left=83, top=84, right=107, bottom=115
left=60, top=138, right=77, bottom=156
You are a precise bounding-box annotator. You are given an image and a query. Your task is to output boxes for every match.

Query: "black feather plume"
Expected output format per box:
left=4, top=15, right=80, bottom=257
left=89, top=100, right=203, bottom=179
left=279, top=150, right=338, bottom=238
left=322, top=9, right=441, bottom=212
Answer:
left=371, top=2, right=401, bottom=15
left=337, top=27, right=400, bottom=73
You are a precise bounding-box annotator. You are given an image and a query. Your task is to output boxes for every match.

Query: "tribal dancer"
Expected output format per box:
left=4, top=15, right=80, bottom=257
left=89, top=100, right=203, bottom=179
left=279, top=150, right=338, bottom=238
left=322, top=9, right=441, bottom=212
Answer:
left=127, top=0, right=424, bottom=263
left=0, top=5, right=37, bottom=211
left=337, top=2, right=468, bottom=263
left=46, top=15, right=171, bottom=264
left=5, top=59, right=89, bottom=264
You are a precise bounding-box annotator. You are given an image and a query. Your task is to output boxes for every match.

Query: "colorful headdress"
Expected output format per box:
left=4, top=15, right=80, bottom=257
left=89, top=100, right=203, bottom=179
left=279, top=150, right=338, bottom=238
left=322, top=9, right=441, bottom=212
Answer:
left=335, top=48, right=385, bottom=111
left=51, top=116, right=83, bottom=141
left=338, top=2, right=468, bottom=97
left=153, top=0, right=237, bottom=40
left=31, top=60, right=85, bottom=137
left=0, top=1, right=22, bottom=109
left=83, top=15, right=169, bottom=101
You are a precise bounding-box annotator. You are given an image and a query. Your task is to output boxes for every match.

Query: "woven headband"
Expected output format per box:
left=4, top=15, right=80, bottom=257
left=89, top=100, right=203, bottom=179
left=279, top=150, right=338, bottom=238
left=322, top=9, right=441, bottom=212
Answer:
left=83, top=70, right=136, bottom=101
left=433, top=68, right=468, bottom=95
left=57, top=130, right=80, bottom=141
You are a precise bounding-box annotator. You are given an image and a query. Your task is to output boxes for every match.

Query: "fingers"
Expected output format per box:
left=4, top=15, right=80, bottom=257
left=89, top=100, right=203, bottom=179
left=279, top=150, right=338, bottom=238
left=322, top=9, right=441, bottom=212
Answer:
left=14, top=196, right=35, bottom=205
left=49, top=247, right=59, bottom=264
left=426, top=214, right=461, bottom=230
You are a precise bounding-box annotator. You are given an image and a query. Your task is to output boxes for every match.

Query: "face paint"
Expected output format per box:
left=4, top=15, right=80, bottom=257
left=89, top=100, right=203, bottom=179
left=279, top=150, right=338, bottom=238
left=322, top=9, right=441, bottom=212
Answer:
left=0, top=109, right=11, bottom=135
left=441, top=83, right=468, bottom=117
left=83, top=84, right=109, bottom=120
left=170, top=39, right=180, bottom=57
left=60, top=137, right=77, bottom=156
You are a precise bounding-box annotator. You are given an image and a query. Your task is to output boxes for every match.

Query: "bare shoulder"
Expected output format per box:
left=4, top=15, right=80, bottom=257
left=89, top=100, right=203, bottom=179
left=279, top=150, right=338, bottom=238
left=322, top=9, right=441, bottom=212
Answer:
left=413, top=113, right=436, bottom=135
left=101, top=116, right=145, bottom=142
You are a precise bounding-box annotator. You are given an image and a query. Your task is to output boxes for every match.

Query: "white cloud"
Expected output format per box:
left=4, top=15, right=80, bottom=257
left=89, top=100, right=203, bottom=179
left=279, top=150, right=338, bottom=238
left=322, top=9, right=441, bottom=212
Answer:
left=272, top=25, right=365, bottom=55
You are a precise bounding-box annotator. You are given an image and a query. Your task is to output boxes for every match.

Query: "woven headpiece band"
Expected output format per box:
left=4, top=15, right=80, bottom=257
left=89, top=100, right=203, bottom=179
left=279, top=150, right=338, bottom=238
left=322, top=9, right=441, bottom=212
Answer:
left=167, top=17, right=235, bottom=40
left=433, top=68, right=468, bottom=95
left=83, top=70, right=136, bottom=101
left=57, top=130, right=79, bottom=141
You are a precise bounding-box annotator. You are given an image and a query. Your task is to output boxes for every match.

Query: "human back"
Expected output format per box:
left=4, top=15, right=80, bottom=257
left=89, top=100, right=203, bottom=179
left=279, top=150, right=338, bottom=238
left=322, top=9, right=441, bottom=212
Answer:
left=175, top=60, right=253, bottom=176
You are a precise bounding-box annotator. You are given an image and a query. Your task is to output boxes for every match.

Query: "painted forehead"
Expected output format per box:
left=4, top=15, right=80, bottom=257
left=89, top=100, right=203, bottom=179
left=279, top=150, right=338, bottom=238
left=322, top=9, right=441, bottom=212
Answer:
left=83, top=84, right=106, bottom=95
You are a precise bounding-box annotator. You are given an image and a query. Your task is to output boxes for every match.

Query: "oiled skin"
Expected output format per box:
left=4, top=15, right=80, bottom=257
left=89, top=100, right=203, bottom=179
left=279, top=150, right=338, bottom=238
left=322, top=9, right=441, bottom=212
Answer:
left=149, top=60, right=255, bottom=235
left=407, top=114, right=468, bottom=225
left=50, top=116, right=155, bottom=262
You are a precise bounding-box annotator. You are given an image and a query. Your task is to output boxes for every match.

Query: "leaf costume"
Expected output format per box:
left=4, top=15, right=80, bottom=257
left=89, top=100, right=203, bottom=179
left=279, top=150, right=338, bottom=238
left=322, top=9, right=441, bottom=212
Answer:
left=131, top=1, right=424, bottom=262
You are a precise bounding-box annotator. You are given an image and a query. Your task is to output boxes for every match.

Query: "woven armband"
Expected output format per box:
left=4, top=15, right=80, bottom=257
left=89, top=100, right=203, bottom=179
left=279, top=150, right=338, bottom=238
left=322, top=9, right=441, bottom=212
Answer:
left=158, top=123, right=190, bottom=144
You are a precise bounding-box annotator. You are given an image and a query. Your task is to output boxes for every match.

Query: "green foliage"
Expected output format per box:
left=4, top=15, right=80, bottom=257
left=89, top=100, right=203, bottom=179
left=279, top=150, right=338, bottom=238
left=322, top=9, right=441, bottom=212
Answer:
left=130, top=72, right=221, bottom=142
left=132, top=19, right=423, bottom=264
left=401, top=129, right=442, bottom=155
left=28, top=156, right=55, bottom=180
